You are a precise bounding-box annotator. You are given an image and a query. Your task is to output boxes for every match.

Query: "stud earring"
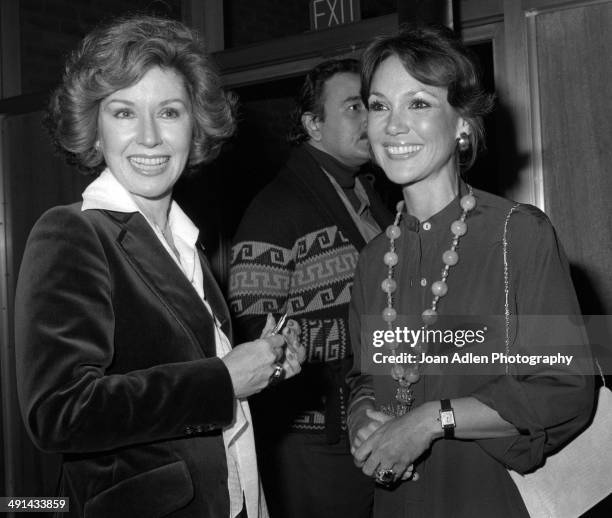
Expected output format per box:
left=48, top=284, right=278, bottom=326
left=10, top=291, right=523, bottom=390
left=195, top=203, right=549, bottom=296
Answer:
left=457, top=132, right=470, bottom=152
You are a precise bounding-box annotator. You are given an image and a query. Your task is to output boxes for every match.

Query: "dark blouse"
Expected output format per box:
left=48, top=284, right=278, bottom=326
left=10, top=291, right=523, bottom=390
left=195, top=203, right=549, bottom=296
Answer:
left=347, top=187, right=594, bottom=518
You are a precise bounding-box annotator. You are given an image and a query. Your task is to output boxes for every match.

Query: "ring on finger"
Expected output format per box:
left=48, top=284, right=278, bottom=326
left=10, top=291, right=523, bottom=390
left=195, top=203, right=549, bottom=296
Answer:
left=268, top=363, right=285, bottom=386
left=374, top=467, right=395, bottom=485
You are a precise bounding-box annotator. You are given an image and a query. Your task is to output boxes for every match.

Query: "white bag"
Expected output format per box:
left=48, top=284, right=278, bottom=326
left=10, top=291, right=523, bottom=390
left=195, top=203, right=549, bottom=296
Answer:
left=508, top=385, right=612, bottom=518
left=502, top=204, right=612, bottom=517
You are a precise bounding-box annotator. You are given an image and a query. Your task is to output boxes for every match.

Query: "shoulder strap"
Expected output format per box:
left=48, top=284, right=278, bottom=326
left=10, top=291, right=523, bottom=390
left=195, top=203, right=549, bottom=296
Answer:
left=503, top=203, right=521, bottom=375
left=502, top=204, right=605, bottom=385
left=595, top=358, right=606, bottom=387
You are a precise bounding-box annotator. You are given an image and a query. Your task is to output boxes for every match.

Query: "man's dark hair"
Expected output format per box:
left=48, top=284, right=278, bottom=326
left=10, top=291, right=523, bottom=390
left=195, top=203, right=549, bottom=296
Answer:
left=287, top=58, right=360, bottom=146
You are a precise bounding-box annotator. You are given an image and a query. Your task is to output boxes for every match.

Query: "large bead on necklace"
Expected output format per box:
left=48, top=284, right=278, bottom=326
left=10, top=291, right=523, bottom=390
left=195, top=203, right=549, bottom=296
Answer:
left=383, top=251, right=399, bottom=267
left=382, top=307, right=397, bottom=323
left=451, top=220, right=467, bottom=236
left=381, top=278, right=397, bottom=294
left=431, top=280, right=448, bottom=297
left=442, top=250, right=459, bottom=265
left=386, top=224, right=401, bottom=240
left=460, top=193, right=476, bottom=211
left=422, top=308, right=438, bottom=325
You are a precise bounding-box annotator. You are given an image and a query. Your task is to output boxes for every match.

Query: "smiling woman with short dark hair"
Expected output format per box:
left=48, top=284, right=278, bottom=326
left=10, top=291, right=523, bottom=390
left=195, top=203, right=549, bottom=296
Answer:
left=346, top=24, right=594, bottom=518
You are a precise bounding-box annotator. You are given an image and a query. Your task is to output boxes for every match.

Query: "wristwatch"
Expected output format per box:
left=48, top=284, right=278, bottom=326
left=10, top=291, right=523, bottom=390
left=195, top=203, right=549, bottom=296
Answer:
left=439, top=399, right=456, bottom=439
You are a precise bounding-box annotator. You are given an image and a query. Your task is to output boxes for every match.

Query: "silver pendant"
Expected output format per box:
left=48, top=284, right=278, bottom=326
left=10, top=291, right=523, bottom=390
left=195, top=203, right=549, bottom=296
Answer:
left=380, top=402, right=409, bottom=417
left=395, top=385, right=414, bottom=406
left=380, top=386, right=414, bottom=417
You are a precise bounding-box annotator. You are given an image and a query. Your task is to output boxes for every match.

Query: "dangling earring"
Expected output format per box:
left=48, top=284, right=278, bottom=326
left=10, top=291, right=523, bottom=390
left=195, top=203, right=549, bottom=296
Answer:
left=457, top=132, right=470, bottom=152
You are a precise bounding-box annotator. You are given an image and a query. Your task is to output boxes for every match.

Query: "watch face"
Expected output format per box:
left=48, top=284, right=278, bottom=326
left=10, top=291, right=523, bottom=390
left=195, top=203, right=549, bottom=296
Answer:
left=440, top=410, right=455, bottom=427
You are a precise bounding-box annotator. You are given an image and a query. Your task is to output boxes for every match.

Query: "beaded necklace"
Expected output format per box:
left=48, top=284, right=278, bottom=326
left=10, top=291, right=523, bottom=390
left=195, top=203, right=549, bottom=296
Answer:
left=380, top=187, right=476, bottom=417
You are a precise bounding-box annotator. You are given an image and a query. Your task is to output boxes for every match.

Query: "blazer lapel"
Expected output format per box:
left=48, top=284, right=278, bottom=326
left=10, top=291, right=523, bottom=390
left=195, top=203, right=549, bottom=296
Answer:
left=110, top=211, right=218, bottom=358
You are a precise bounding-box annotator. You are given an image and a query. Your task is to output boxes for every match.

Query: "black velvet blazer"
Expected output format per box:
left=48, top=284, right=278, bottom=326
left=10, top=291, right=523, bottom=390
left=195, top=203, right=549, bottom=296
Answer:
left=15, top=204, right=236, bottom=518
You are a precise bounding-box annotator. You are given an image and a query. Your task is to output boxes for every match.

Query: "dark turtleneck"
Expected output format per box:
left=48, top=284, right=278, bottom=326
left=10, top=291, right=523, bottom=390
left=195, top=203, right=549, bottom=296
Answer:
left=303, top=143, right=364, bottom=212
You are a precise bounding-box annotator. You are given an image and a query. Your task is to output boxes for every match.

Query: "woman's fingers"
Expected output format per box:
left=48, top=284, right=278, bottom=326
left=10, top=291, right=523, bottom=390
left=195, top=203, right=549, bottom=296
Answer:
left=261, top=334, right=285, bottom=363
left=356, top=413, right=428, bottom=481
left=282, top=348, right=302, bottom=379
left=401, top=467, right=419, bottom=481
left=282, top=320, right=306, bottom=365
left=354, top=429, right=377, bottom=466
left=357, top=421, right=381, bottom=442
left=229, top=316, right=305, bottom=395
left=225, top=335, right=288, bottom=398
left=282, top=320, right=306, bottom=362
left=352, top=421, right=379, bottom=452
left=362, top=448, right=381, bottom=477
left=365, top=408, right=393, bottom=424
left=259, top=313, right=276, bottom=338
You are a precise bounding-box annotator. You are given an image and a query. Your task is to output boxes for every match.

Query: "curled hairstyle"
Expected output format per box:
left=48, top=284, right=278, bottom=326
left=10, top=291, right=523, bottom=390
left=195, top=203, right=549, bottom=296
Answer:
left=361, top=25, right=494, bottom=170
left=287, top=58, right=360, bottom=146
left=47, top=15, right=236, bottom=174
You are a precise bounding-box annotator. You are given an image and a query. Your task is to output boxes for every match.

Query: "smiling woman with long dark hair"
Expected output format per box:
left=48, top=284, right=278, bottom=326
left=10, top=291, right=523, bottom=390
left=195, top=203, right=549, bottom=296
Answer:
left=15, top=15, right=303, bottom=518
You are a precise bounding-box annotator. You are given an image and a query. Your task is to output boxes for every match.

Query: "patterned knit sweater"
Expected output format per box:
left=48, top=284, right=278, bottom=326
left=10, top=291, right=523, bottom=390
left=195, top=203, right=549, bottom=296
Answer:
left=228, top=145, right=392, bottom=441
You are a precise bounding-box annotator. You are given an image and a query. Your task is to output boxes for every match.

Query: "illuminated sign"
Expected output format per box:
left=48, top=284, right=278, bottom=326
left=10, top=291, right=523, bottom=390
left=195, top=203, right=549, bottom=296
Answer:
left=309, top=0, right=361, bottom=30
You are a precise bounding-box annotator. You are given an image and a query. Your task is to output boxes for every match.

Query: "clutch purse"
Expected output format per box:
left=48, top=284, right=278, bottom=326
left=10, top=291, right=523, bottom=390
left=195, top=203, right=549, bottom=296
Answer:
left=502, top=204, right=612, bottom=517
left=508, top=384, right=612, bottom=517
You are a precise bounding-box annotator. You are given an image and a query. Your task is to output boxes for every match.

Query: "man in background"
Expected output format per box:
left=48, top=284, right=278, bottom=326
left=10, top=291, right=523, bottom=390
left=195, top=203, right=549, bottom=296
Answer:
left=228, top=58, right=392, bottom=518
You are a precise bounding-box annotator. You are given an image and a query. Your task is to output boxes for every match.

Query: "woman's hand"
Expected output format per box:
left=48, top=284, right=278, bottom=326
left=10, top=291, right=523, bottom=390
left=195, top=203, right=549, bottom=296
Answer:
left=223, top=314, right=306, bottom=399
left=354, top=405, right=437, bottom=481
left=260, top=313, right=306, bottom=375
left=279, top=320, right=306, bottom=378
left=280, top=319, right=306, bottom=363
left=222, top=334, right=287, bottom=398
left=348, top=400, right=391, bottom=453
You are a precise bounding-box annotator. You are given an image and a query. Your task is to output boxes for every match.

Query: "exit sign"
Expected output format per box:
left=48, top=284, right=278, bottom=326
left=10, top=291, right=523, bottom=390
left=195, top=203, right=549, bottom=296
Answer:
left=309, top=0, right=361, bottom=30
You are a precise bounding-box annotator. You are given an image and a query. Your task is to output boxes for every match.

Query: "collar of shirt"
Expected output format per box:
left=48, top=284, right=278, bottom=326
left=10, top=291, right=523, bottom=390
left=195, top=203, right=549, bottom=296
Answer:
left=402, top=181, right=470, bottom=235
left=82, top=169, right=202, bottom=298
left=353, top=176, right=374, bottom=216
left=82, top=168, right=199, bottom=256
left=304, top=142, right=360, bottom=188
left=304, top=143, right=374, bottom=219
left=324, top=171, right=382, bottom=243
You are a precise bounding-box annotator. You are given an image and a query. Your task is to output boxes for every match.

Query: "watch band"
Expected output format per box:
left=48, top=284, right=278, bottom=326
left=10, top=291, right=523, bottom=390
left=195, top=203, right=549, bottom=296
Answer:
left=439, top=399, right=456, bottom=439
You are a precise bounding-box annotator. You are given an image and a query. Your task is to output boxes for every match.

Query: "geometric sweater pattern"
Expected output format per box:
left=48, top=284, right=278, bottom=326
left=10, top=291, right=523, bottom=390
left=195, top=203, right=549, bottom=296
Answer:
left=229, top=226, right=357, bottom=318
left=228, top=145, right=392, bottom=435
left=229, top=226, right=356, bottom=432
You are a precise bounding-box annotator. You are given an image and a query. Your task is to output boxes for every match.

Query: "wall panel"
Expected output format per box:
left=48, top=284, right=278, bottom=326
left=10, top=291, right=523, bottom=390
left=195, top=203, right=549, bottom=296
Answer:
left=531, top=2, right=612, bottom=314
left=1, top=110, right=88, bottom=502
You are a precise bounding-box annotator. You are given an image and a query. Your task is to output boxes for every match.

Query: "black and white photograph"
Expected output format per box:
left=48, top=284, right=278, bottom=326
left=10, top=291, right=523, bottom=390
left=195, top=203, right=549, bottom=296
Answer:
left=0, top=1, right=611, bottom=517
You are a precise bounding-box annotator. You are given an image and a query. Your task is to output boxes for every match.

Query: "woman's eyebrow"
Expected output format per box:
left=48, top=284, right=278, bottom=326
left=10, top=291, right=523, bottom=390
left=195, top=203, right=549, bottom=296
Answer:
left=103, top=98, right=188, bottom=106
left=159, top=98, right=189, bottom=106
left=370, top=88, right=439, bottom=98
left=104, top=98, right=134, bottom=105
